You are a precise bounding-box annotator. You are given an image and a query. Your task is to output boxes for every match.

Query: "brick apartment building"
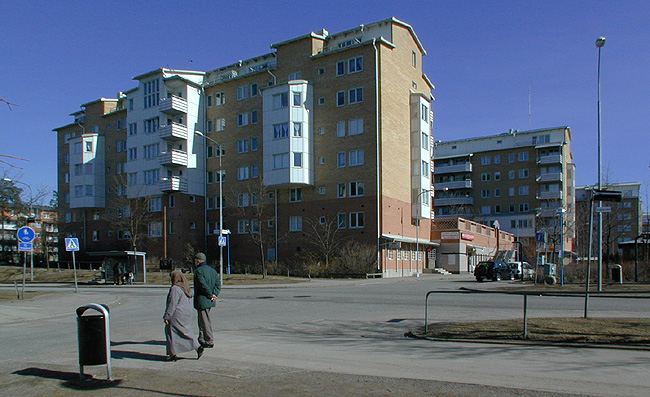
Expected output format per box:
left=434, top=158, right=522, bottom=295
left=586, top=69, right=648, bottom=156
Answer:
left=432, top=127, right=576, bottom=264
left=54, top=18, right=436, bottom=276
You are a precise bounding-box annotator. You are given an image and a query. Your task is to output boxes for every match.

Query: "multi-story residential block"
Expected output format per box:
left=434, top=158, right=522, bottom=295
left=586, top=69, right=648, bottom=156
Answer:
left=0, top=206, right=58, bottom=266
left=575, top=182, right=643, bottom=260
left=54, top=18, right=436, bottom=277
left=433, top=127, right=575, bottom=264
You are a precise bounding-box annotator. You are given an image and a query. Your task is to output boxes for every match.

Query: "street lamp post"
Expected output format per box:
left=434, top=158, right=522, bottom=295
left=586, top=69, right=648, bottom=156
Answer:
left=3, top=178, right=34, bottom=281
left=596, top=36, right=606, bottom=291
left=415, top=189, right=433, bottom=274
left=195, top=131, right=225, bottom=284
left=556, top=207, right=567, bottom=286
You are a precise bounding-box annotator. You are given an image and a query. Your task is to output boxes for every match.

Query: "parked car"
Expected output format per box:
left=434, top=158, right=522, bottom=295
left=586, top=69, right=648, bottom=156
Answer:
left=474, top=260, right=513, bottom=282
left=508, top=261, right=534, bottom=280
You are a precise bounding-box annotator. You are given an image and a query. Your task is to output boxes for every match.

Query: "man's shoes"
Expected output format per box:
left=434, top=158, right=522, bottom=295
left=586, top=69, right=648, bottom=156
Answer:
left=165, top=355, right=178, bottom=362
left=197, top=346, right=204, bottom=359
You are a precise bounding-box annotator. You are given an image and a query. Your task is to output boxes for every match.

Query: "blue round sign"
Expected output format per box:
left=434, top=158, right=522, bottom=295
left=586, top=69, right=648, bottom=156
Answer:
left=17, top=226, right=36, bottom=243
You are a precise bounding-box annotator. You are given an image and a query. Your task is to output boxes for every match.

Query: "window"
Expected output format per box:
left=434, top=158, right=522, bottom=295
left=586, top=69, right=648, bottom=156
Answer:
left=128, top=147, right=137, bottom=161
left=293, top=92, right=301, bottom=106
left=237, top=219, right=250, bottom=234
left=519, top=151, right=529, bottom=161
left=318, top=186, right=326, bottom=195
left=128, top=172, right=138, bottom=186
left=348, top=119, right=363, bottom=135
left=481, top=206, right=491, bottom=215
left=318, top=68, right=325, bottom=75
left=481, top=156, right=491, bottom=165
left=85, top=141, right=93, bottom=152
left=128, top=98, right=134, bottom=110
left=348, top=88, right=363, bottom=104
left=238, top=140, right=249, bottom=153
left=481, top=189, right=491, bottom=198
left=494, top=188, right=501, bottom=197
left=519, top=203, right=530, bottom=212
left=92, top=230, right=99, bottom=241
left=518, top=169, right=529, bottom=178
left=251, top=164, right=259, bottom=178
left=128, top=123, right=137, bottom=136
left=337, top=152, right=346, bottom=168
left=74, top=185, right=83, bottom=197
left=337, top=61, right=345, bottom=76
left=238, top=193, right=250, bottom=207
left=116, top=140, right=126, bottom=152
left=288, top=71, right=301, bottom=80
left=237, top=112, right=249, bottom=126
left=337, top=183, right=346, bottom=198
left=494, top=154, right=501, bottom=164
left=509, top=187, right=515, bottom=197
left=289, top=188, right=302, bottom=202
left=238, top=166, right=250, bottom=180
left=273, top=123, right=289, bottom=139
left=144, top=117, right=159, bottom=133
left=318, top=97, right=325, bottom=105
left=215, top=92, right=225, bottom=105
left=421, top=132, right=429, bottom=150
left=144, top=143, right=159, bottom=160
left=348, top=56, right=363, bottom=73
left=481, top=173, right=491, bottom=182
left=73, top=142, right=82, bottom=154
left=251, top=137, right=258, bottom=151
left=143, top=78, right=159, bottom=109
left=148, top=221, right=163, bottom=237
left=412, top=51, right=417, bottom=67
left=495, top=205, right=501, bottom=213
left=273, top=153, right=289, bottom=169
left=273, top=93, right=288, bottom=109
left=494, top=172, right=501, bottom=181
left=337, top=121, right=346, bottom=137
left=349, top=149, right=364, bottom=166
left=293, top=123, right=302, bottom=137
left=519, top=186, right=529, bottom=195
left=250, top=83, right=258, bottom=97
left=237, top=86, right=249, bottom=100
left=149, top=197, right=162, bottom=212
left=207, top=120, right=213, bottom=132
left=337, top=213, right=346, bottom=229
left=317, top=127, right=325, bottom=135
left=509, top=170, right=515, bottom=180
left=74, top=164, right=82, bottom=176
left=207, top=197, right=214, bottom=209
left=293, top=152, right=302, bottom=167
left=206, top=95, right=212, bottom=107
left=251, top=110, right=258, bottom=124
left=289, top=216, right=303, bottom=232
left=337, top=91, right=345, bottom=106
left=144, top=169, right=159, bottom=185
left=422, top=160, right=429, bottom=178
left=509, top=153, right=515, bottom=163
left=349, top=212, right=365, bottom=229
left=349, top=181, right=364, bottom=197
left=215, top=118, right=226, bottom=131
left=169, top=194, right=175, bottom=208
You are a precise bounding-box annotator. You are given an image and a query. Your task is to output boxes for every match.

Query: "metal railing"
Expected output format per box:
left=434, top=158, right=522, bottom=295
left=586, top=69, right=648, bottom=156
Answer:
left=424, top=289, right=650, bottom=337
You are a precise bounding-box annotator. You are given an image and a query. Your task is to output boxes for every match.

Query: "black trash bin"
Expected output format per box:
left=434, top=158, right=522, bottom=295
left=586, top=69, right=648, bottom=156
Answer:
left=611, top=265, right=622, bottom=283
left=76, top=304, right=112, bottom=380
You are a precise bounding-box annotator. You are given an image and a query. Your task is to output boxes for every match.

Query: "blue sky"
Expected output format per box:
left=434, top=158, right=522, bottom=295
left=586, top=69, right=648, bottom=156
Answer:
left=1, top=1, right=649, bottom=204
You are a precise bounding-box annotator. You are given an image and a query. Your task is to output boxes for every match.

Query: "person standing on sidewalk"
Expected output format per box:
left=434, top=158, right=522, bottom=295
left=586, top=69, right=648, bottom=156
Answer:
left=193, top=252, right=221, bottom=348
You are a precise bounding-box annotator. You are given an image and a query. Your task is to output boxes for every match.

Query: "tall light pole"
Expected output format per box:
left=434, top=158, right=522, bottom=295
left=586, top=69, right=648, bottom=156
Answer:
left=596, top=36, right=606, bottom=291
left=195, top=131, right=224, bottom=284
left=3, top=177, right=34, bottom=281
left=415, top=188, right=433, bottom=274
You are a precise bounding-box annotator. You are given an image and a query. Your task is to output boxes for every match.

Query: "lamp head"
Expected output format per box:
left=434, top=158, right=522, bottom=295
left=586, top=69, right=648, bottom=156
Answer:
left=595, top=37, right=606, bottom=48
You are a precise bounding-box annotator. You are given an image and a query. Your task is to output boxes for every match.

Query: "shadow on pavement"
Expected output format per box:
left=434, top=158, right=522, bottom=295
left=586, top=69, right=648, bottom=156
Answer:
left=13, top=367, right=122, bottom=390
left=111, top=339, right=165, bottom=347
left=111, top=349, right=167, bottom=361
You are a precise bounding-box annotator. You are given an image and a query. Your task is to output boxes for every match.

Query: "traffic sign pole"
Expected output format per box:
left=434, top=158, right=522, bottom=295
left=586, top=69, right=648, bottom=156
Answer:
left=72, top=250, right=78, bottom=293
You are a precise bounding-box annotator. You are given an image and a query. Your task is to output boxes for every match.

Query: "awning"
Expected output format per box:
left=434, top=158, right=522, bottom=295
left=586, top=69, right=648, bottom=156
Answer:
left=381, top=234, right=440, bottom=247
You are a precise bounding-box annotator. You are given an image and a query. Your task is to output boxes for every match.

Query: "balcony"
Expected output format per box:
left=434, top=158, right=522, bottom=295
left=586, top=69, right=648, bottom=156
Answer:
left=537, top=154, right=562, bottom=164
left=159, top=149, right=188, bottom=167
left=537, top=208, right=560, bottom=217
left=434, top=197, right=474, bottom=206
left=536, top=191, right=562, bottom=200
left=435, top=180, right=473, bottom=190
left=159, top=176, right=188, bottom=192
left=536, top=172, right=562, bottom=182
left=159, top=122, right=188, bottom=141
left=434, top=163, right=473, bottom=174
left=159, top=95, right=187, bottom=115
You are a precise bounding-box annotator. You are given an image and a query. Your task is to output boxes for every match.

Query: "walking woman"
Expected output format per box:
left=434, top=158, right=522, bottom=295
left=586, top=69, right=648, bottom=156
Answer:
left=163, top=270, right=204, bottom=361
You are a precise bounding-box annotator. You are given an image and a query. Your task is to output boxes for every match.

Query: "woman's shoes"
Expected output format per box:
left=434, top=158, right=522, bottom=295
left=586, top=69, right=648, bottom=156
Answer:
left=197, top=346, right=204, bottom=359
left=165, top=355, right=178, bottom=362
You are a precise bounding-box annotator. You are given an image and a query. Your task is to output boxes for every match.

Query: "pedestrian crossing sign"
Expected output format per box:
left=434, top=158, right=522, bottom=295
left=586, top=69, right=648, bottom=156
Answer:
left=65, top=238, right=80, bottom=251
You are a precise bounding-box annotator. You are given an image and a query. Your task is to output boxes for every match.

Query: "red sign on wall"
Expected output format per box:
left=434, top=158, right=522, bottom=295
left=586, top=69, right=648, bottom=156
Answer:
left=461, top=233, right=475, bottom=241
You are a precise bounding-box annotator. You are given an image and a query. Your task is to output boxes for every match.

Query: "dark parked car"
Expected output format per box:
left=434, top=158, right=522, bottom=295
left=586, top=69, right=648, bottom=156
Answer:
left=474, top=260, right=513, bottom=282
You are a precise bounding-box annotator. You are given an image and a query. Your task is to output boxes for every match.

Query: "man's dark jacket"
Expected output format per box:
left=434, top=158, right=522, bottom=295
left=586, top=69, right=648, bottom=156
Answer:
left=194, top=262, right=221, bottom=310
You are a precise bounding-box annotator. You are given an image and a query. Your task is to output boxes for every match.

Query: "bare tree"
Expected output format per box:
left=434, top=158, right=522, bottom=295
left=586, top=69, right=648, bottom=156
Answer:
left=104, top=177, right=155, bottom=252
left=304, top=214, right=344, bottom=269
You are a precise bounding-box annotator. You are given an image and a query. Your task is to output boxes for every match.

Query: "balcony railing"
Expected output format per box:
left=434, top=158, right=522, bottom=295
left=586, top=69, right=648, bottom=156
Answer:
left=434, top=163, right=473, bottom=174
left=537, top=154, right=562, bottom=164
left=536, top=191, right=563, bottom=200
left=159, top=122, right=188, bottom=141
left=159, top=95, right=188, bottom=115
left=434, top=180, right=473, bottom=190
left=537, top=208, right=560, bottom=217
left=159, top=149, right=188, bottom=167
left=536, top=172, right=563, bottom=182
left=159, top=176, right=188, bottom=192
left=434, top=197, right=474, bottom=206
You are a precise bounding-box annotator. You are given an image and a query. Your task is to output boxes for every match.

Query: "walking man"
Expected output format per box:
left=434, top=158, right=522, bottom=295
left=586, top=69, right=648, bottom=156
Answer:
left=193, top=252, right=221, bottom=348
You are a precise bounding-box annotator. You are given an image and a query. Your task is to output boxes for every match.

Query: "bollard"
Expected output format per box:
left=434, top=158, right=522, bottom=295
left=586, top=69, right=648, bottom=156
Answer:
left=76, top=303, right=112, bottom=380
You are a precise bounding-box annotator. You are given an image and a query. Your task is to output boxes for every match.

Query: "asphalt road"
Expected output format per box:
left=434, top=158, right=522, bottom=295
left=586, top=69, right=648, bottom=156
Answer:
left=1, top=274, right=649, bottom=396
